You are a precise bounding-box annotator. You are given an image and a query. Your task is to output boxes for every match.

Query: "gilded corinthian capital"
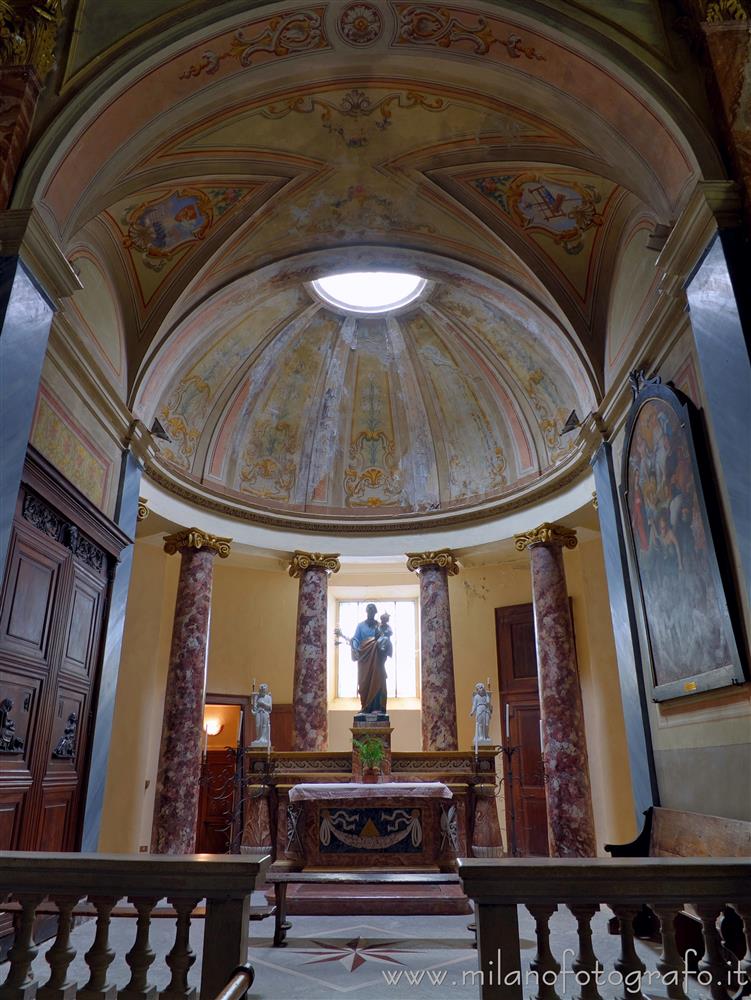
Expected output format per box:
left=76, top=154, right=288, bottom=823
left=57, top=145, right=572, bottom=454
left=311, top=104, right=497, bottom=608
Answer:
left=0, top=0, right=63, bottom=78
left=288, top=551, right=341, bottom=577
left=163, top=528, right=232, bottom=558
left=405, top=549, right=460, bottom=575
left=514, top=523, right=578, bottom=551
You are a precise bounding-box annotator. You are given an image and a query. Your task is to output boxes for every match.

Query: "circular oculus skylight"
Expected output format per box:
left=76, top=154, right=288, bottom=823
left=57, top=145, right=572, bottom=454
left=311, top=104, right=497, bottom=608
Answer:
left=312, top=271, right=427, bottom=314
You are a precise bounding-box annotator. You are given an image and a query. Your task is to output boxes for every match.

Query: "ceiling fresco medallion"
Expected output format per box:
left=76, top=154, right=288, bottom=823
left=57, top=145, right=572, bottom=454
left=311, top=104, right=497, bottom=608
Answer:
left=121, top=187, right=243, bottom=271
left=338, top=3, right=383, bottom=45
left=472, top=173, right=604, bottom=255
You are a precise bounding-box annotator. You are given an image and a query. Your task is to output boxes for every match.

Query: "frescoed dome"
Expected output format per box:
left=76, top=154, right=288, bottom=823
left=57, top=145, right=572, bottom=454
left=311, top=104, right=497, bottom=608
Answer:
left=136, top=251, right=595, bottom=529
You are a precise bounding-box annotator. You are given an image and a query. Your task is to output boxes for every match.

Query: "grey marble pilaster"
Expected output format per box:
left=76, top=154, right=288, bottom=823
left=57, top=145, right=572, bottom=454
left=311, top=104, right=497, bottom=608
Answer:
left=685, top=233, right=751, bottom=623
left=592, top=443, right=658, bottom=820
left=0, top=257, right=53, bottom=579
left=80, top=449, right=141, bottom=850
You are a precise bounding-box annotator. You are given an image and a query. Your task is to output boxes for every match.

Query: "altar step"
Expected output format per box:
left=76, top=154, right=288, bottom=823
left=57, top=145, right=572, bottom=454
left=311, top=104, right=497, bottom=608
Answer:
left=263, top=882, right=472, bottom=916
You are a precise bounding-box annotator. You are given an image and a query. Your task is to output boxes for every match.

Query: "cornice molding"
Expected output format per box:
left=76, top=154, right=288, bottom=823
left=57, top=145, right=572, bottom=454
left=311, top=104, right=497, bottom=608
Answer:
left=514, top=522, right=578, bottom=551
left=288, top=551, right=341, bottom=577
left=0, top=208, right=80, bottom=302
left=163, top=528, right=232, bottom=557
left=406, top=549, right=460, bottom=575
left=142, top=436, right=594, bottom=535
left=657, top=181, right=742, bottom=293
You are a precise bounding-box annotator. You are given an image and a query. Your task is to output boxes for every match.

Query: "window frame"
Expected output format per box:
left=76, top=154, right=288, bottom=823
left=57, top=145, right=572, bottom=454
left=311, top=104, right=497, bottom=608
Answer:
left=327, top=585, right=421, bottom=711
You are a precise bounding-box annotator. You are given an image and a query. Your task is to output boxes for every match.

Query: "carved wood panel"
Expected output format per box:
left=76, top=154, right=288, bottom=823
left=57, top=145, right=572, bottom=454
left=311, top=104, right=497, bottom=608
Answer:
left=0, top=479, right=110, bottom=852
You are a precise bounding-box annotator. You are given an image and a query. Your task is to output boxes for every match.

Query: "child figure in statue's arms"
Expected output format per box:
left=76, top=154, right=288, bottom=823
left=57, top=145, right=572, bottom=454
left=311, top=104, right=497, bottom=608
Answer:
left=377, top=612, right=393, bottom=656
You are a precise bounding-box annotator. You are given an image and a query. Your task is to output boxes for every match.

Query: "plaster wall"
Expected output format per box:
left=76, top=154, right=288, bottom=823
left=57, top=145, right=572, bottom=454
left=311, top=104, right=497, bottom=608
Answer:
left=99, top=535, right=635, bottom=852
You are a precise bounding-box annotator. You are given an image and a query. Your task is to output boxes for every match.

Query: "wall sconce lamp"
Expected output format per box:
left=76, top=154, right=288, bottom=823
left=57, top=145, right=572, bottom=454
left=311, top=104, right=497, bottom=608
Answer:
left=203, top=718, right=224, bottom=737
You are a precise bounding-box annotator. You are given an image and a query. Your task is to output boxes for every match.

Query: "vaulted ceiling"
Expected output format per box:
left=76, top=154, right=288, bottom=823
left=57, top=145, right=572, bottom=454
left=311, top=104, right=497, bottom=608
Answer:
left=23, top=0, right=724, bottom=530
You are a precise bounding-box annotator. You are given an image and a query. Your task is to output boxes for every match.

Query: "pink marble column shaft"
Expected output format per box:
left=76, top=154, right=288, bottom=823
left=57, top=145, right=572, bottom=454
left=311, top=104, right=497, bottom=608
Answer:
left=407, top=551, right=459, bottom=751
left=151, top=529, right=230, bottom=854
left=289, top=552, right=340, bottom=751
left=516, top=524, right=596, bottom=858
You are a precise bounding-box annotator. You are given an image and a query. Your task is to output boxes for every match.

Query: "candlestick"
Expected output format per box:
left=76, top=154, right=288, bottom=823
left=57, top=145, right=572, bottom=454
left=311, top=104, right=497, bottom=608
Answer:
left=505, top=702, right=510, bottom=740
left=252, top=677, right=256, bottom=692
left=487, top=676, right=491, bottom=691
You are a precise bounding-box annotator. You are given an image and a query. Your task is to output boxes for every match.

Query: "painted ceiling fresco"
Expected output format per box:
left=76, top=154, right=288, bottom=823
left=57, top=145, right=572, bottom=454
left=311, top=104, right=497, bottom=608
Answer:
left=24, top=0, right=722, bottom=527
left=136, top=254, right=595, bottom=522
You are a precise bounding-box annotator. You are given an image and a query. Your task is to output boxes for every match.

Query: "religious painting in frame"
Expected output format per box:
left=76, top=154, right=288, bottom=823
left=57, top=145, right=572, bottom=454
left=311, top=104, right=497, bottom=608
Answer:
left=620, top=372, right=745, bottom=701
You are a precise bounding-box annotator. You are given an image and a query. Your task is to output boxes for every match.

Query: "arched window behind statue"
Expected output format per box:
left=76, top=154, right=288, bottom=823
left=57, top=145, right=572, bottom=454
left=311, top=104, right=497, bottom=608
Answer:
left=335, top=599, right=419, bottom=700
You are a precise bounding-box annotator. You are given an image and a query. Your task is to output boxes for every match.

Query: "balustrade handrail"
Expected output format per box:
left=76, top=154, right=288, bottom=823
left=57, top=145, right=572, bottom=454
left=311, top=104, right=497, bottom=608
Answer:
left=0, top=850, right=270, bottom=1000
left=458, top=856, right=751, bottom=902
left=0, top=850, right=266, bottom=898
left=457, top=856, right=751, bottom=1000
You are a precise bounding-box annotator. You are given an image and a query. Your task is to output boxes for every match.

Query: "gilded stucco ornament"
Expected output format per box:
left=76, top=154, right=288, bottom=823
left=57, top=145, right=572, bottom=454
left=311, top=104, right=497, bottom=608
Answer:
left=514, top=523, right=578, bottom=551
left=405, top=549, right=460, bottom=575
left=137, top=497, right=150, bottom=522
left=705, top=0, right=747, bottom=21
left=288, top=551, right=341, bottom=577
left=0, top=0, right=62, bottom=78
left=163, top=528, right=232, bottom=557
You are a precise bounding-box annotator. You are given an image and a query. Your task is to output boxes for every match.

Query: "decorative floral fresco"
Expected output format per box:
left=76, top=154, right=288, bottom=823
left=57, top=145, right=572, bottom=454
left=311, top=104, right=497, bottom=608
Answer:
left=394, top=4, right=546, bottom=60
left=179, top=7, right=329, bottom=79
left=30, top=394, right=110, bottom=509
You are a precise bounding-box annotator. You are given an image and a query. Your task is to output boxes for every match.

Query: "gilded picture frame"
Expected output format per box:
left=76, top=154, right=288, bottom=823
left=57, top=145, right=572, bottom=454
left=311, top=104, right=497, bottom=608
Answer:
left=620, top=373, right=745, bottom=702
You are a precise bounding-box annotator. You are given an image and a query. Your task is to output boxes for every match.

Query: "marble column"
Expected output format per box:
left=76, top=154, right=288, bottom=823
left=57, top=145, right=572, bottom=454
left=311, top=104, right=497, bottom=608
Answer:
left=514, top=523, right=597, bottom=858
left=151, top=528, right=231, bottom=854
left=289, top=551, right=340, bottom=751
left=406, top=549, right=459, bottom=751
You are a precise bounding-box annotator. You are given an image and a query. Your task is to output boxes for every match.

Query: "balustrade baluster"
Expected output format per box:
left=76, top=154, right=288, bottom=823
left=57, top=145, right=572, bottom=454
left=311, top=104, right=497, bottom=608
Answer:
left=696, top=902, right=735, bottom=1000
left=159, top=899, right=199, bottom=1000
left=0, top=893, right=44, bottom=1000
left=610, top=905, right=648, bottom=1000
left=527, top=904, right=561, bottom=1000
left=119, top=898, right=160, bottom=1000
left=730, top=903, right=751, bottom=994
left=647, top=904, right=689, bottom=1000
left=568, top=904, right=603, bottom=1000
left=38, top=896, right=82, bottom=1000
left=78, top=896, right=118, bottom=1000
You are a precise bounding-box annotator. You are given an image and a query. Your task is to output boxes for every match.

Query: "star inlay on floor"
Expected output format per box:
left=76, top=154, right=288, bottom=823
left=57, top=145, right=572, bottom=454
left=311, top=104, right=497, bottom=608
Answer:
left=299, top=936, right=419, bottom=972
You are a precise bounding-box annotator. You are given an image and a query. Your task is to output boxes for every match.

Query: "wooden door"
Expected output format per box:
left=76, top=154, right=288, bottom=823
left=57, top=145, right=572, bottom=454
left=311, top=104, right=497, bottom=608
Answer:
left=495, top=603, right=549, bottom=856
left=0, top=483, right=109, bottom=851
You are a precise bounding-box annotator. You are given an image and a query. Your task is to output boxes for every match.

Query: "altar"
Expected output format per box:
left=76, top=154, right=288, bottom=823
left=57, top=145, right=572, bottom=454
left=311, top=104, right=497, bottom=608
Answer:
left=286, top=782, right=457, bottom=870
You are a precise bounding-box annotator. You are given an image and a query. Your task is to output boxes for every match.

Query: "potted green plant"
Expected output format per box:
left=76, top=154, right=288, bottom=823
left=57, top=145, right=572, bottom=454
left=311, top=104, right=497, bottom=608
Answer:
left=353, top=736, right=386, bottom=783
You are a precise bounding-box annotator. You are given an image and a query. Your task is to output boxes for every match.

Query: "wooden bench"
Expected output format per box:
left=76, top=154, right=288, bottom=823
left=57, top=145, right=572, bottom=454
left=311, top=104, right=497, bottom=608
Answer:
left=606, top=806, right=751, bottom=956
left=265, top=870, right=462, bottom=947
left=606, top=806, right=751, bottom=860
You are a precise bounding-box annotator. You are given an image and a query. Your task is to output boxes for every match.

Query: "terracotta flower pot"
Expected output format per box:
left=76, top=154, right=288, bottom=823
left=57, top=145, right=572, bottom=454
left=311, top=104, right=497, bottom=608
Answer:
left=362, top=768, right=380, bottom=784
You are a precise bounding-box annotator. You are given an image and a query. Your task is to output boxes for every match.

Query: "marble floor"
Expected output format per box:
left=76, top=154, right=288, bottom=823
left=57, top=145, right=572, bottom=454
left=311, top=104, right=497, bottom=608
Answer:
left=21, top=893, right=718, bottom=1000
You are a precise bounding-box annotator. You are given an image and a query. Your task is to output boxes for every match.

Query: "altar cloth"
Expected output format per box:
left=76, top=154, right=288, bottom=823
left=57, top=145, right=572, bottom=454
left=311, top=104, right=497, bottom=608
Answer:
left=288, top=781, right=452, bottom=801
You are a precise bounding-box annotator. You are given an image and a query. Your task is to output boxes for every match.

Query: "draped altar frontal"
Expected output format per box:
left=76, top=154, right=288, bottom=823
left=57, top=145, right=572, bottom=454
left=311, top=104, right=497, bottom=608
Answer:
left=286, top=781, right=458, bottom=870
